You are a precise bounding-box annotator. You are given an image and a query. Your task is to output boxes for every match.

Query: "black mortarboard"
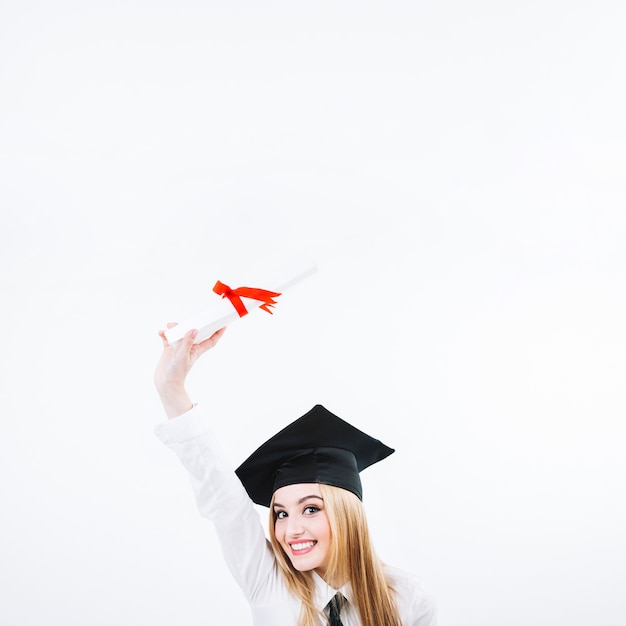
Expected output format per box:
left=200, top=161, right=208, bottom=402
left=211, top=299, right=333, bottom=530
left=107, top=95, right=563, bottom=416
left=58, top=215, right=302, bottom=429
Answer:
left=235, top=404, right=395, bottom=507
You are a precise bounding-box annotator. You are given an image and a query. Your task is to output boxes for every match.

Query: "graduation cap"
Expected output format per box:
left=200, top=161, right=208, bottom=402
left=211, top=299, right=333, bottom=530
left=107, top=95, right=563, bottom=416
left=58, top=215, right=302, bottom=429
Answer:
left=235, top=404, right=395, bottom=507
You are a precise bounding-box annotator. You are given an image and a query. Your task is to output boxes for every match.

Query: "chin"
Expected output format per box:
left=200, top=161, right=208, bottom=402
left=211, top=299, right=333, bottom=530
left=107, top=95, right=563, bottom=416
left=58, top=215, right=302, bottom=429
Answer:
left=290, top=560, right=315, bottom=572
left=290, top=558, right=327, bottom=575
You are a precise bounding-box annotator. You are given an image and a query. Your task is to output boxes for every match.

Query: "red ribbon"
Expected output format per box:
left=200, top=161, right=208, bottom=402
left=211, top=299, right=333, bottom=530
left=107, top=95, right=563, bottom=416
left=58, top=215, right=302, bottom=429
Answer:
left=213, top=280, right=282, bottom=317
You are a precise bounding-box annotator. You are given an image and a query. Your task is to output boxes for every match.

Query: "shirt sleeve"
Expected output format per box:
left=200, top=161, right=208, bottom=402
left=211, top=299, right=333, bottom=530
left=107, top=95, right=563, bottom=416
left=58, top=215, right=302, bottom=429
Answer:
left=411, top=581, right=437, bottom=626
left=154, top=406, right=277, bottom=600
left=384, top=565, right=437, bottom=626
left=414, top=595, right=437, bottom=626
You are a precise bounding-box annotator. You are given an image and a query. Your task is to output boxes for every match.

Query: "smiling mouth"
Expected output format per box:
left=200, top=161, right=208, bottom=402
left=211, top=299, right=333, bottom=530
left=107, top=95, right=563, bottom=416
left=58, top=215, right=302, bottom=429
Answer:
left=290, top=540, right=317, bottom=553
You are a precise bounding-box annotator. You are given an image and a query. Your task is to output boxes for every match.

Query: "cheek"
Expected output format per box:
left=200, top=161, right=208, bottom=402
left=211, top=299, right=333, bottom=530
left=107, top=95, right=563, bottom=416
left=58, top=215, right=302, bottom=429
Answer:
left=314, top=517, right=332, bottom=543
left=273, top=521, right=286, bottom=545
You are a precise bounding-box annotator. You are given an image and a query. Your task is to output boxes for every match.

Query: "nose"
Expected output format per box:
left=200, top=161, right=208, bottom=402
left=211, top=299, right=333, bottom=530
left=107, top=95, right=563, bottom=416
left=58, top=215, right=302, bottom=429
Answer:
left=285, top=516, right=305, bottom=539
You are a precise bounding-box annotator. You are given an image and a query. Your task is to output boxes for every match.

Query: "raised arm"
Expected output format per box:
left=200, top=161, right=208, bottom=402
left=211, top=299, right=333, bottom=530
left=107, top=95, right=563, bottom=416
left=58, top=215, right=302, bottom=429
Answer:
left=153, top=324, right=280, bottom=601
left=154, top=324, right=226, bottom=419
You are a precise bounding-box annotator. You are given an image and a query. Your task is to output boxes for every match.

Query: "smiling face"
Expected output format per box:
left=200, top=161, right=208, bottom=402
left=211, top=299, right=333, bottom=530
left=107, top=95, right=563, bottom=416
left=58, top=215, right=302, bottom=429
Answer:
left=272, top=483, right=333, bottom=578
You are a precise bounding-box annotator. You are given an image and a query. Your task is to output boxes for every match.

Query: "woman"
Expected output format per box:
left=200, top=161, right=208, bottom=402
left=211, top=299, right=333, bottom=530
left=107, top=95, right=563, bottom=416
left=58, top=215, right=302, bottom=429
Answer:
left=154, top=325, right=436, bottom=626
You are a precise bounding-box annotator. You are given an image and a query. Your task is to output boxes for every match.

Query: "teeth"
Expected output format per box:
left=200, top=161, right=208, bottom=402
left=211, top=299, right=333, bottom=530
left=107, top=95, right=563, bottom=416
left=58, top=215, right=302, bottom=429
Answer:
left=292, top=541, right=315, bottom=551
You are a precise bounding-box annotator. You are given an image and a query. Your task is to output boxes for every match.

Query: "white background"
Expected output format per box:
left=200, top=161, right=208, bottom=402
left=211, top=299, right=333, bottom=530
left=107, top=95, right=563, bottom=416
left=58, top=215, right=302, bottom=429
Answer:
left=1, top=1, right=625, bottom=625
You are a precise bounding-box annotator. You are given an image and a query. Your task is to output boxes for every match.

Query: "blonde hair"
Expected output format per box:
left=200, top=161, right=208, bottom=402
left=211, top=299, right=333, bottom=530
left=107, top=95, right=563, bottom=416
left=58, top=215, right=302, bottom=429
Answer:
left=269, top=484, right=400, bottom=626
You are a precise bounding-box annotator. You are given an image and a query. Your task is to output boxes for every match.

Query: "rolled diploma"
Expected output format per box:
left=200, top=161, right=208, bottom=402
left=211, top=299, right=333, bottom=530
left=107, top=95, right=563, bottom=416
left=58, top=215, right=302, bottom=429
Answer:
left=164, top=257, right=318, bottom=344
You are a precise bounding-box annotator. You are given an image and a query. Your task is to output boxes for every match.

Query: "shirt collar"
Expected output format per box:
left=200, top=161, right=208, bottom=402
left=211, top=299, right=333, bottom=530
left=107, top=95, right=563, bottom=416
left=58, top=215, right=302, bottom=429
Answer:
left=311, top=571, right=354, bottom=611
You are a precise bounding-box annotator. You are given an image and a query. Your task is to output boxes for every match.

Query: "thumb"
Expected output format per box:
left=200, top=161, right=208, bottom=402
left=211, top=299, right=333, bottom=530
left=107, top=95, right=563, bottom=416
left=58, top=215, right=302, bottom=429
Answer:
left=181, top=328, right=199, bottom=353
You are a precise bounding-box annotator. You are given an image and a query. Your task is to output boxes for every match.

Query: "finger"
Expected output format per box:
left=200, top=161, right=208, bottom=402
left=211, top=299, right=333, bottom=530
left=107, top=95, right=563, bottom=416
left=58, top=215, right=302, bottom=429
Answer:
left=158, top=329, right=170, bottom=348
left=212, top=326, right=227, bottom=341
left=193, top=327, right=227, bottom=355
left=202, top=326, right=227, bottom=346
left=166, top=322, right=178, bottom=329
left=181, top=328, right=199, bottom=351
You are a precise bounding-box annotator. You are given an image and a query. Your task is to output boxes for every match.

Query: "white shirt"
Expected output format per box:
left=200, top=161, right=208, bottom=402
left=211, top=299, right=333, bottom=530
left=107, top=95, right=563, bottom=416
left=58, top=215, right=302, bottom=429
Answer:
left=155, top=406, right=437, bottom=626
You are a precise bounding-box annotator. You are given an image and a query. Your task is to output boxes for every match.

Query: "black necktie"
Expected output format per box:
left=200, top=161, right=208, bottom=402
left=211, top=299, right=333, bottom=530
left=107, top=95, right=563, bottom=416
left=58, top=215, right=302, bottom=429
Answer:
left=327, top=592, right=346, bottom=626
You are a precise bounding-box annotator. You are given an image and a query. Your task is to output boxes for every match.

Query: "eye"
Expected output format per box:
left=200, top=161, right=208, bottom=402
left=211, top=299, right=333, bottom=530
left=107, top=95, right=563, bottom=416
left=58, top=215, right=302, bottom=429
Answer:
left=275, top=510, right=287, bottom=520
left=304, top=505, right=320, bottom=515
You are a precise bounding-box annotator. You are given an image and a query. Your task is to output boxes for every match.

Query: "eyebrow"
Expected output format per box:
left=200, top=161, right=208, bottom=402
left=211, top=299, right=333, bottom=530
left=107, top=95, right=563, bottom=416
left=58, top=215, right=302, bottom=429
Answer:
left=273, top=495, right=324, bottom=509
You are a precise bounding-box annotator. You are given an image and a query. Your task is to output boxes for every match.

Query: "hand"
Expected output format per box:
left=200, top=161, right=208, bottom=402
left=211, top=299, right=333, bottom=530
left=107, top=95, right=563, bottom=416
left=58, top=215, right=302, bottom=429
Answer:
left=154, top=323, right=226, bottom=419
